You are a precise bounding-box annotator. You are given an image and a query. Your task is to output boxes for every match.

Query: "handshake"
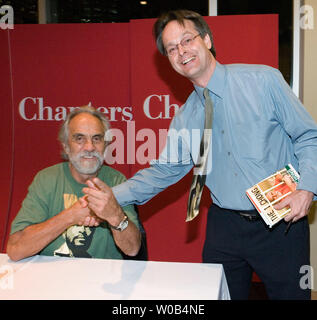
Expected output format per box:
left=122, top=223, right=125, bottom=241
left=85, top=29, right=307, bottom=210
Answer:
left=70, top=178, right=125, bottom=229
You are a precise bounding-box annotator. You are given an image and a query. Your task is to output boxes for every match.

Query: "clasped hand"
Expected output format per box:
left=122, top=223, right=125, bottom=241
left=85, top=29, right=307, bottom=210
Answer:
left=81, top=178, right=124, bottom=227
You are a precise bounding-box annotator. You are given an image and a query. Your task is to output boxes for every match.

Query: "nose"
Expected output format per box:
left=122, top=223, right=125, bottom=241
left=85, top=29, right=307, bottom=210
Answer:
left=177, top=43, right=186, bottom=56
left=83, top=138, right=95, bottom=151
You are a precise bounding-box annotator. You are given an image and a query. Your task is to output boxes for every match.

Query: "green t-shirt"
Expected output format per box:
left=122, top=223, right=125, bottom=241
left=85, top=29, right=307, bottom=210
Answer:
left=10, top=162, right=140, bottom=259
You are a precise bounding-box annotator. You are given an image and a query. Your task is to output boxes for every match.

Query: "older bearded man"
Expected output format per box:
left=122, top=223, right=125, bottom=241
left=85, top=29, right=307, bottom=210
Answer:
left=7, top=106, right=142, bottom=261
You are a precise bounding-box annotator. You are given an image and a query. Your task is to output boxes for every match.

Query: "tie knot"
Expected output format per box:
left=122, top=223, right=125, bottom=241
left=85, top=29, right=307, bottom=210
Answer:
left=203, top=88, right=210, bottom=100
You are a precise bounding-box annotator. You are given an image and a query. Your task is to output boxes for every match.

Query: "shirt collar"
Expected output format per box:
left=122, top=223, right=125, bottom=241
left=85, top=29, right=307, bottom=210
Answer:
left=194, top=61, right=226, bottom=101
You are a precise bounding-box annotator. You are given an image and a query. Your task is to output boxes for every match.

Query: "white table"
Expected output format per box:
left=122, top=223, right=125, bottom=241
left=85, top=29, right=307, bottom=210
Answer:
left=0, top=254, right=230, bottom=300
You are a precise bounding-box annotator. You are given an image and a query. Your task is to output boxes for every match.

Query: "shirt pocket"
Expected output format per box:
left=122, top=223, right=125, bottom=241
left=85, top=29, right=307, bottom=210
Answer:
left=234, top=120, right=268, bottom=161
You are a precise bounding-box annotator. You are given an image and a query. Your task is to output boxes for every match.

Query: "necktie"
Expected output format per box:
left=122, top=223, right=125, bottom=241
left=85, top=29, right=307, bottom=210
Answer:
left=186, top=88, right=213, bottom=221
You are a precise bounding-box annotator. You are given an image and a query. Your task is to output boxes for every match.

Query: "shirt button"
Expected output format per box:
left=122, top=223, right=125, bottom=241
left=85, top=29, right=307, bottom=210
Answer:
left=221, top=130, right=225, bottom=134
left=228, top=151, right=231, bottom=156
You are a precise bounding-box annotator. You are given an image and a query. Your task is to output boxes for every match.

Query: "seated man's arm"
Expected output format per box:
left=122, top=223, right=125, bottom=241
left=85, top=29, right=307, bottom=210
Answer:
left=6, top=199, right=98, bottom=261
left=83, top=178, right=141, bottom=256
left=108, top=206, right=142, bottom=257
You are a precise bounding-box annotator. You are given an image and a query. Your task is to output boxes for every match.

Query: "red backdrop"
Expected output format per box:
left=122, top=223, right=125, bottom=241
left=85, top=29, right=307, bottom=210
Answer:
left=0, top=15, right=278, bottom=264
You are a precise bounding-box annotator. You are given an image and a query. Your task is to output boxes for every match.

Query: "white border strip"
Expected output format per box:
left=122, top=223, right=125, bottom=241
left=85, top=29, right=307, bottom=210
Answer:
left=208, top=0, right=218, bottom=16
left=292, top=0, right=302, bottom=98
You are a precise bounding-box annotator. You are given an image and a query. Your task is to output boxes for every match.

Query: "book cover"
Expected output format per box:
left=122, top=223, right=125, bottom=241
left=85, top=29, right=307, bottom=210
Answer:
left=246, top=164, right=299, bottom=228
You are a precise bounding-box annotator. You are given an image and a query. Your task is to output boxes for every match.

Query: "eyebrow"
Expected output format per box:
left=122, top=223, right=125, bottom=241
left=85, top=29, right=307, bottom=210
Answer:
left=164, top=31, right=194, bottom=47
left=72, top=133, right=104, bottom=138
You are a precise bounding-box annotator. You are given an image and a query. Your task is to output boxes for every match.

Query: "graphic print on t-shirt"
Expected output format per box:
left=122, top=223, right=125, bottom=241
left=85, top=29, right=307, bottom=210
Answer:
left=54, top=194, right=96, bottom=258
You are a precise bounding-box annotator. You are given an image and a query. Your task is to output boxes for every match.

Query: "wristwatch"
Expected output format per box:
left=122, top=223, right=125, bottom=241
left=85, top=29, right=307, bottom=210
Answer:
left=108, top=215, right=129, bottom=231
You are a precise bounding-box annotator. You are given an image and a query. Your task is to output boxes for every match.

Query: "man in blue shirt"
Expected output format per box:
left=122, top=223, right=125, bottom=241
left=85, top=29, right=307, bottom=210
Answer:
left=108, top=10, right=317, bottom=299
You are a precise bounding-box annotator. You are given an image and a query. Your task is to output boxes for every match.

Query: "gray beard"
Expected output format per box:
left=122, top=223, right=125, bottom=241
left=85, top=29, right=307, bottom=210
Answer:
left=69, top=150, right=104, bottom=175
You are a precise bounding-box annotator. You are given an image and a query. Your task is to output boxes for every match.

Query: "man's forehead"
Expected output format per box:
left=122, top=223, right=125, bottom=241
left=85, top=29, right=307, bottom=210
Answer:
left=168, top=19, right=195, bottom=31
left=68, top=113, right=104, bottom=133
left=162, top=20, right=196, bottom=43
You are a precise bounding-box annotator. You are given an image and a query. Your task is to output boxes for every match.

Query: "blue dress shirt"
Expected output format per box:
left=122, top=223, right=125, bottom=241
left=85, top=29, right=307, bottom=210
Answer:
left=113, top=62, right=317, bottom=210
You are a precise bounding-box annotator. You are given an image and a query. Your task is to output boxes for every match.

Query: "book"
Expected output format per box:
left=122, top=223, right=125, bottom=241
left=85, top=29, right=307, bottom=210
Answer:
left=246, top=164, right=299, bottom=228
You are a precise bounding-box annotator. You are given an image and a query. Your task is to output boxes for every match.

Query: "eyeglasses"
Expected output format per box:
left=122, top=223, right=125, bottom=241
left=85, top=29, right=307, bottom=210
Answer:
left=71, top=133, right=105, bottom=146
left=165, top=33, right=201, bottom=57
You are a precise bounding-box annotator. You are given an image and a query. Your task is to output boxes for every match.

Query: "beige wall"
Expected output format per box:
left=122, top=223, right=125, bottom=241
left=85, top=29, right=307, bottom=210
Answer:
left=303, top=0, right=317, bottom=291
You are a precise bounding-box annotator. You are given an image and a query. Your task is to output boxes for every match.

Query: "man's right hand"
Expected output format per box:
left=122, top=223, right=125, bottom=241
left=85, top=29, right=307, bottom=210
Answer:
left=68, top=197, right=102, bottom=227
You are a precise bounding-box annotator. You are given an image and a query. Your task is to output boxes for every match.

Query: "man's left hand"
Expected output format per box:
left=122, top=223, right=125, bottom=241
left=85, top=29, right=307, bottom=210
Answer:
left=273, top=189, right=314, bottom=222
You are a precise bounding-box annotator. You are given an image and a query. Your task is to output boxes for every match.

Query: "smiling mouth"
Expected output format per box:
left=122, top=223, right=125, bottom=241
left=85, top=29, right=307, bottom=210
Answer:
left=182, top=57, right=195, bottom=65
left=81, top=156, right=96, bottom=160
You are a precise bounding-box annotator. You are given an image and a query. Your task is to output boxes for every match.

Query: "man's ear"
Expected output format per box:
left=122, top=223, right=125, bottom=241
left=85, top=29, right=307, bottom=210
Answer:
left=104, top=130, right=114, bottom=148
left=202, top=33, right=212, bottom=50
left=63, top=143, right=70, bottom=155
